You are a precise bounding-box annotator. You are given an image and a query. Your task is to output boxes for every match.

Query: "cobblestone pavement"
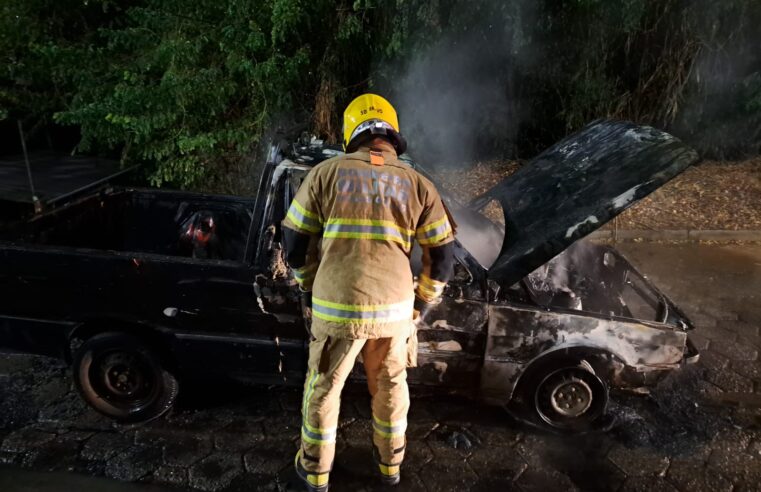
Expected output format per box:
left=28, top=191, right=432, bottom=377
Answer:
left=1, top=244, right=760, bottom=492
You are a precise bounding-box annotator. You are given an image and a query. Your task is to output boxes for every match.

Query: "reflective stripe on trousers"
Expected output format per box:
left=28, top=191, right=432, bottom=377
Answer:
left=301, top=369, right=337, bottom=446
left=298, top=332, right=410, bottom=481
left=372, top=414, right=407, bottom=438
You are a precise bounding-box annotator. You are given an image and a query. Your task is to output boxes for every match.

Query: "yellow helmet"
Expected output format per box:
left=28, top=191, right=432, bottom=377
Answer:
left=342, top=93, right=407, bottom=154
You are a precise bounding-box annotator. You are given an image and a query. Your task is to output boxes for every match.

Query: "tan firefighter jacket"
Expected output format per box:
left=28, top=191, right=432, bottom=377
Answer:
left=282, top=142, right=454, bottom=339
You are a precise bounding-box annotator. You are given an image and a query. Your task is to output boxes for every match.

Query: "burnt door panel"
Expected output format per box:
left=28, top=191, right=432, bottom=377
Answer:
left=408, top=257, right=487, bottom=391
left=481, top=303, right=689, bottom=405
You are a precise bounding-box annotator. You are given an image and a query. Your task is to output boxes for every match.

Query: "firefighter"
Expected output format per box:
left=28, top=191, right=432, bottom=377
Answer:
left=283, top=93, right=455, bottom=491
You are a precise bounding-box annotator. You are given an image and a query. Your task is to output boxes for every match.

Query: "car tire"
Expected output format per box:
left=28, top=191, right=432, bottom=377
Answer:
left=522, top=357, right=609, bottom=432
left=72, top=331, right=178, bottom=423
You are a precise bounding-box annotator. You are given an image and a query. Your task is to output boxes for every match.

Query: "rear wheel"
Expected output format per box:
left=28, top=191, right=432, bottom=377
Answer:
left=72, top=332, right=178, bottom=423
left=522, top=358, right=609, bottom=432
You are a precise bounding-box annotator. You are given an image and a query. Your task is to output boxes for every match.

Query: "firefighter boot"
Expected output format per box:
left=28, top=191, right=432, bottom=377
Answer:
left=373, top=446, right=401, bottom=486
left=380, top=471, right=401, bottom=487
left=378, top=465, right=401, bottom=486
left=295, top=449, right=329, bottom=492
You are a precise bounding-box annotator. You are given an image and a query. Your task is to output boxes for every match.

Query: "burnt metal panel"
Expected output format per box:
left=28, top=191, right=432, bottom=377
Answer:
left=480, top=304, right=687, bottom=404
left=477, top=120, right=700, bottom=286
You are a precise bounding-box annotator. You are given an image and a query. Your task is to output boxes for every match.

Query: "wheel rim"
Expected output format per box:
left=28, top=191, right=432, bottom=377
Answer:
left=549, top=377, right=593, bottom=417
left=535, top=365, right=607, bottom=430
left=90, top=350, right=160, bottom=412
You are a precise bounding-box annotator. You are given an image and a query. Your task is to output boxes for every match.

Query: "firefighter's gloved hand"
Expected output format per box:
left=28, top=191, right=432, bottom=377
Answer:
left=299, top=288, right=314, bottom=339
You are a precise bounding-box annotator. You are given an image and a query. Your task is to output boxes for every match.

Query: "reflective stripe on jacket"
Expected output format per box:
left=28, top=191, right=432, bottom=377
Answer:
left=282, top=142, right=454, bottom=338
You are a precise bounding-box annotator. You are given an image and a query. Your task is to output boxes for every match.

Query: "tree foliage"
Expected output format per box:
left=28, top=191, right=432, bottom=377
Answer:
left=56, top=0, right=318, bottom=189
left=1, top=0, right=759, bottom=191
left=0, top=0, right=114, bottom=134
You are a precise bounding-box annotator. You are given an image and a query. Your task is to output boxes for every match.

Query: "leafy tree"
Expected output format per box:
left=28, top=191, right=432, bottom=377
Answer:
left=55, top=0, right=315, bottom=190
left=1, top=0, right=759, bottom=191
left=0, top=0, right=115, bottom=137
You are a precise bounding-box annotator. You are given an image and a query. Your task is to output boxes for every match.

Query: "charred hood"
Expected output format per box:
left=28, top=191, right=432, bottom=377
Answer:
left=471, top=120, right=700, bottom=286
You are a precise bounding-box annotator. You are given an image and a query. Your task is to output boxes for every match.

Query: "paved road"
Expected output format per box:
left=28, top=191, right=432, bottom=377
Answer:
left=0, top=465, right=174, bottom=492
left=1, top=243, right=760, bottom=491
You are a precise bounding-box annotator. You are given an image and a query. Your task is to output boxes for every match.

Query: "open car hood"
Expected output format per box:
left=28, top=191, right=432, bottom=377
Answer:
left=470, top=120, right=700, bottom=286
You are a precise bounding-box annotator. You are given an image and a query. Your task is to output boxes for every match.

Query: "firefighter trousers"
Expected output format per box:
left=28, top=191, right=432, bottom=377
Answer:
left=297, top=330, right=409, bottom=487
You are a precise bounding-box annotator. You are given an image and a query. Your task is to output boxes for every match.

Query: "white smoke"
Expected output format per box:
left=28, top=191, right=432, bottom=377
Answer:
left=526, top=240, right=602, bottom=310
left=390, top=34, right=519, bottom=167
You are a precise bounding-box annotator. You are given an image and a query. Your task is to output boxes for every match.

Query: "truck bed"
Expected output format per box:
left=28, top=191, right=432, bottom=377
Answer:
left=12, top=189, right=255, bottom=262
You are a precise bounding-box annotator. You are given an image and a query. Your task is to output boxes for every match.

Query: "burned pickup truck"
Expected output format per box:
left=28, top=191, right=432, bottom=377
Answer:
left=0, top=120, right=700, bottom=431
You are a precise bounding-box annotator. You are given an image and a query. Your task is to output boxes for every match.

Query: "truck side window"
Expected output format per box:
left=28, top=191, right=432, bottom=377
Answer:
left=175, top=204, right=253, bottom=262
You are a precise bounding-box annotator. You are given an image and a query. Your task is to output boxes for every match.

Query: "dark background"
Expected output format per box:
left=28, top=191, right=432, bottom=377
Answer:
left=2, top=0, right=759, bottom=192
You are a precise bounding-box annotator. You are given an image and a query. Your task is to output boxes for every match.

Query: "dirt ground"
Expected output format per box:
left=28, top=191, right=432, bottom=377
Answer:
left=432, top=158, right=761, bottom=230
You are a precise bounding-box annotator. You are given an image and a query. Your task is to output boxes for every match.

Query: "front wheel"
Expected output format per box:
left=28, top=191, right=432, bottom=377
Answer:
left=72, top=332, right=178, bottom=423
left=520, top=358, right=609, bottom=432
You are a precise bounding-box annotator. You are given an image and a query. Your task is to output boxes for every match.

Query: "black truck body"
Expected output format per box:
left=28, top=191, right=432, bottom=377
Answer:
left=0, top=188, right=308, bottom=382
left=0, top=121, right=701, bottom=430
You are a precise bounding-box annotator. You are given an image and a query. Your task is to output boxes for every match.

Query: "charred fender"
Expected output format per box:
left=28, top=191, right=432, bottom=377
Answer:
left=480, top=305, right=687, bottom=406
